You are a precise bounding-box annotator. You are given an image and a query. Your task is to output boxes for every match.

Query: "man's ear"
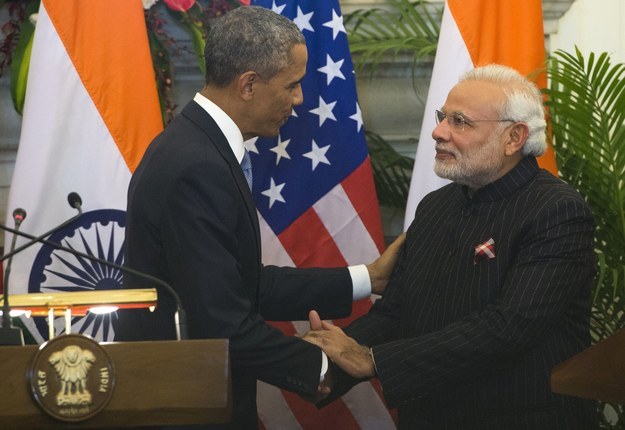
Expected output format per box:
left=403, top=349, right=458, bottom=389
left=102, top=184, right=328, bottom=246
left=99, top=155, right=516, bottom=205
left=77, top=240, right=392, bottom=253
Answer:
left=504, top=122, right=529, bottom=156
left=237, top=71, right=258, bottom=101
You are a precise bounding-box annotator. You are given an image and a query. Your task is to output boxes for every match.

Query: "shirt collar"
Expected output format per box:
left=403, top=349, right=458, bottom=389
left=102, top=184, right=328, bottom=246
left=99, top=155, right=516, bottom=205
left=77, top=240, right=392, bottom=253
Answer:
left=193, top=92, right=246, bottom=164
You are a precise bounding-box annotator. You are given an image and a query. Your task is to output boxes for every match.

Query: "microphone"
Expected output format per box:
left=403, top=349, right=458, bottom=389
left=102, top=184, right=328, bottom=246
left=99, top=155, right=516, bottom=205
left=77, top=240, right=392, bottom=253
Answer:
left=0, top=223, right=188, bottom=341
left=0, top=192, right=83, bottom=263
left=67, top=192, right=82, bottom=211
left=12, top=208, right=26, bottom=227
left=0, top=209, right=27, bottom=345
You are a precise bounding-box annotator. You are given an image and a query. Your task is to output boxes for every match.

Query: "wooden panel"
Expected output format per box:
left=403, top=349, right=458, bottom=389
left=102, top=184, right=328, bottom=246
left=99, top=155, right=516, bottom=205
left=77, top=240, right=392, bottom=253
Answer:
left=0, top=339, right=231, bottom=429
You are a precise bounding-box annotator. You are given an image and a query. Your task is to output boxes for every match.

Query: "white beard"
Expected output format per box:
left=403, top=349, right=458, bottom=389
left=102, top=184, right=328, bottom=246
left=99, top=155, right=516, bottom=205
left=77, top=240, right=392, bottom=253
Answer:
left=434, top=133, right=506, bottom=190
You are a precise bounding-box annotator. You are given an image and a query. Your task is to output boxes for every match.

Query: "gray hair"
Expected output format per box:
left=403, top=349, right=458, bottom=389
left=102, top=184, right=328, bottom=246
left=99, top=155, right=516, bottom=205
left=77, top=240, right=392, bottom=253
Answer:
left=204, top=6, right=306, bottom=87
left=461, top=64, right=547, bottom=156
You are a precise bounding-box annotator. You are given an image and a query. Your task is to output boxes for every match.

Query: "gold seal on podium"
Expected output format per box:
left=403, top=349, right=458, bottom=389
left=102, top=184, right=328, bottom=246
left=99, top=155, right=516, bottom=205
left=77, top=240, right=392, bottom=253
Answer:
left=27, top=334, right=115, bottom=422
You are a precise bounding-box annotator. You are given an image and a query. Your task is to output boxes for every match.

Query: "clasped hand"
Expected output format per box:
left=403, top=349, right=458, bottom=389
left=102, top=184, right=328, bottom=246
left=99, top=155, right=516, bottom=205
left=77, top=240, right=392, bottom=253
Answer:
left=302, top=235, right=404, bottom=401
left=304, top=310, right=375, bottom=380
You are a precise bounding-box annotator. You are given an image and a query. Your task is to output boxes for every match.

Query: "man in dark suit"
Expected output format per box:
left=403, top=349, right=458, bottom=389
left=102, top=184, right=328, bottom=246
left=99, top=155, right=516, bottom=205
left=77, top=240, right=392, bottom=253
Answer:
left=305, top=64, right=598, bottom=429
left=113, top=6, right=403, bottom=429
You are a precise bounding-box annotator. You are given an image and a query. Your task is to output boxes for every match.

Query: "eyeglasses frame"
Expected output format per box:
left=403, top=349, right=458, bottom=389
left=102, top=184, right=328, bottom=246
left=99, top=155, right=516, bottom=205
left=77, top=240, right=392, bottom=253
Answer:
left=435, top=109, right=517, bottom=132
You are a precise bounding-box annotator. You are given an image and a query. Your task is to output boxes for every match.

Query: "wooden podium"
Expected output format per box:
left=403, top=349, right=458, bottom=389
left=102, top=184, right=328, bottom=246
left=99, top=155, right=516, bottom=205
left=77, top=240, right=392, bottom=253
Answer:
left=0, top=339, right=231, bottom=429
left=551, top=328, right=625, bottom=404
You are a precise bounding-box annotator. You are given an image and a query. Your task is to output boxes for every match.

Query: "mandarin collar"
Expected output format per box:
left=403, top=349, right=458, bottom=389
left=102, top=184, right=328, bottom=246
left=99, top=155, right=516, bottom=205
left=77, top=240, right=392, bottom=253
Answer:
left=462, top=156, right=539, bottom=202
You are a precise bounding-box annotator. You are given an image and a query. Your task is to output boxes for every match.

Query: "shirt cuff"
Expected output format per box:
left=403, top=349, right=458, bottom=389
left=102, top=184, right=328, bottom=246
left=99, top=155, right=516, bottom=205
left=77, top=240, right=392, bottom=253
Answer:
left=369, top=346, right=378, bottom=376
left=348, top=264, right=371, bottom=301
left=320, top=351, right=328, bottom=383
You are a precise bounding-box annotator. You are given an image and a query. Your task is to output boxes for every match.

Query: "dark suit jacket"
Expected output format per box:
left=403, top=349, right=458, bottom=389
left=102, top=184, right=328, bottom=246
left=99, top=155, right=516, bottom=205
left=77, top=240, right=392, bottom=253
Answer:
left=114, top=101, right=354, bottom=429
left=323, top=156, right=597, bottom=429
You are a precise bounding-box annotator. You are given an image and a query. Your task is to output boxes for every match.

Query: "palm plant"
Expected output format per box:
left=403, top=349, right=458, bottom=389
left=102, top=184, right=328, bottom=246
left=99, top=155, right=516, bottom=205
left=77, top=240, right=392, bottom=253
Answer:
left=545, top=48, right=625, bottom=429
left=345, top=0, right=442, bottom=210
left=346, top=0, right=440, bottom=80
left=366, top=130, right=414, bottom=209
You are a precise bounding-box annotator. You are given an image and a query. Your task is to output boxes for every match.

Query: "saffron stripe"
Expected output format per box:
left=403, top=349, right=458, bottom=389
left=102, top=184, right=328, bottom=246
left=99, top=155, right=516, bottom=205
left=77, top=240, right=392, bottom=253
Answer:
left=447, top=0, right=556, bottom=174
left=43, top=0, right=162, bottom=173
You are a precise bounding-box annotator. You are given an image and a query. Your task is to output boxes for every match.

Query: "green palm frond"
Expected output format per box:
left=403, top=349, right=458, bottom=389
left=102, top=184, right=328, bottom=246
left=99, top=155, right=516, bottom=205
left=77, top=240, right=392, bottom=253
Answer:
left=545, top=47, right=625, bottom=430
left=545, top=49, right=625, bottom=269
left=366, top=130, right=414, bottom=210
left=345, top=0, right=441, bottom=77
left=344, top=0, right=440, bottom=211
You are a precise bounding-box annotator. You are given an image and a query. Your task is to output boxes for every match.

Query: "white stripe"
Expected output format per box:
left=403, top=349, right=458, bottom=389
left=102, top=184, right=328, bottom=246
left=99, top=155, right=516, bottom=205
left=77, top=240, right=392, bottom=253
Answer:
left=259, top=211, right=296, bottom=267
left=403, top=1, right=474, bottom=230
left=257, top=382, right=303, bottom=429
left=342, top=384, right=395, bottom=430
left=313, top=184, right=380, bottom=264
left=292, top=320, right=311, bottom=336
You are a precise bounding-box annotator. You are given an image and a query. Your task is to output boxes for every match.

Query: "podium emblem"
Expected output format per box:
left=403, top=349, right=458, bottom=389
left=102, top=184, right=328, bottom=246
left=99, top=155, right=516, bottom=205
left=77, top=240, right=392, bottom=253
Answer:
left=27, top=334, right=115, bottom=422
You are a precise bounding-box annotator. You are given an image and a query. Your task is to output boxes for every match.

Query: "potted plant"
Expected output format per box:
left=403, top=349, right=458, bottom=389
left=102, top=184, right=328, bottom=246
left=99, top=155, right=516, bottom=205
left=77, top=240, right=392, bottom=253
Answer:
left=545, top=48, right=625, bottom=429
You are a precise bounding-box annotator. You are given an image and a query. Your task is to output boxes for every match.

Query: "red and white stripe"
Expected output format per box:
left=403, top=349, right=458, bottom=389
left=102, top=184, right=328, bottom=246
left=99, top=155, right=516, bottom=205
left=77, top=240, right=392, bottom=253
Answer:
left=257, top=159, right=395, bottom=429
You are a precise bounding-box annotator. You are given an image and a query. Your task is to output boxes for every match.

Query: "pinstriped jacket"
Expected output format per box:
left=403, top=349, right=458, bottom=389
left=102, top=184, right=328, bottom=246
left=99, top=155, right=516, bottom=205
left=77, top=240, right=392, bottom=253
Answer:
left=329, top=156, right=597, bottom=429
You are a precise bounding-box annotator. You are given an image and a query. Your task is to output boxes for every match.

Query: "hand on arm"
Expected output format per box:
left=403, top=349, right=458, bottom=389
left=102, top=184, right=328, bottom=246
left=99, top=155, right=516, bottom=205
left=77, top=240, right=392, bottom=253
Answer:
left=367, top=233, right=406, bottom=295
left=304, top=311, right=376, bottom=380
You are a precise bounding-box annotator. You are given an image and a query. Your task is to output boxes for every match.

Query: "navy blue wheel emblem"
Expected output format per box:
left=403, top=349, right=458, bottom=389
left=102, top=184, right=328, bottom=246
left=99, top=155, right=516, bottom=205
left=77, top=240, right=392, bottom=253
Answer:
left=28, top=209, right=126, bottom=341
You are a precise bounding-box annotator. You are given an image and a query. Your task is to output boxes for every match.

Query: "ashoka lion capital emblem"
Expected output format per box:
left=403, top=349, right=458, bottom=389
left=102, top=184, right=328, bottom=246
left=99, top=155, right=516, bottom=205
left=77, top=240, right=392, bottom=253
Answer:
left=28, top=334, right=115, bottom=422
left=49, top=344, right=96, bottom=406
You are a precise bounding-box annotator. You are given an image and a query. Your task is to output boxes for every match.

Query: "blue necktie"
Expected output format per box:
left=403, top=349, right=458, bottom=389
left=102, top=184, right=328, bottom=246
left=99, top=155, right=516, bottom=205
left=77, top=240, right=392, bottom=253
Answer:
left=241, top=150, right=253, bottom=191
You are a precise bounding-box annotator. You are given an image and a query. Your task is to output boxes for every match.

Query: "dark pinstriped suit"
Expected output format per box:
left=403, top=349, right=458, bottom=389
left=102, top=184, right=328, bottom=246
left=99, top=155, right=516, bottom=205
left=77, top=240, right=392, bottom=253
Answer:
left=327, top=156, right=597, bottom=429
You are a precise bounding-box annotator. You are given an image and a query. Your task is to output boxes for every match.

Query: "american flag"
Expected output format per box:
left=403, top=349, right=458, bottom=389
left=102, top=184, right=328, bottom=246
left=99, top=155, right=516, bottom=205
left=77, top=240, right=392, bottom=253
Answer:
left=249, top=0, right=395, bottom=428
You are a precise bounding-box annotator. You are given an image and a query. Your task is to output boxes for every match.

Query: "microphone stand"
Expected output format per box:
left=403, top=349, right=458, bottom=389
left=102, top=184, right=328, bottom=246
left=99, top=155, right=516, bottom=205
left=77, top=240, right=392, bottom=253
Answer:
left=0, top=211, right=82, bottom=264
left=0, top=212, right=26, bottom=346
left=0, top=223, right=188, bottom=341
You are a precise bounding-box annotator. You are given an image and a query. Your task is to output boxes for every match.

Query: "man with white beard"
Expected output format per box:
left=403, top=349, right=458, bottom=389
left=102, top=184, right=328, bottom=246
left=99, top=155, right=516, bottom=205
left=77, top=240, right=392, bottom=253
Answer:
left=305, top=64, right=598, bottom=429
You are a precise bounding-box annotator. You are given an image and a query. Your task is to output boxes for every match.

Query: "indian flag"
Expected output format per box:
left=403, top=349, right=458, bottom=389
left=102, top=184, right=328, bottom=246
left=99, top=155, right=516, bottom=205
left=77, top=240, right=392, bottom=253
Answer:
left=3, top=0, right=162, bottom=343
left=404, top=0, right=557, bottom=229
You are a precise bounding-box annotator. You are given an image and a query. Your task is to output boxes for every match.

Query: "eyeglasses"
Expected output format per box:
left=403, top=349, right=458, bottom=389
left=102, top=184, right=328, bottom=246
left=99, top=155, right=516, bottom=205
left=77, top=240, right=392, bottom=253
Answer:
left=435, top=109, right=516, bottom=132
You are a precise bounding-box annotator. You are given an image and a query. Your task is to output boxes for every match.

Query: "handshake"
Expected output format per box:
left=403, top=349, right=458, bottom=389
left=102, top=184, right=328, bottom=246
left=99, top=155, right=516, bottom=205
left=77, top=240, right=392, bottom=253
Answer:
left=301, top=233, right=404, bottom=402
left=302, top=309, right=376, bottom=402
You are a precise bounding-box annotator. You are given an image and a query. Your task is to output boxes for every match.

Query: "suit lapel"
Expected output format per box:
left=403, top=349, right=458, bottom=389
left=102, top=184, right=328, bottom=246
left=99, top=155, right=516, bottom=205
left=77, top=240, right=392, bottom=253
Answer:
left=180, top=101, right=262, bottom=265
